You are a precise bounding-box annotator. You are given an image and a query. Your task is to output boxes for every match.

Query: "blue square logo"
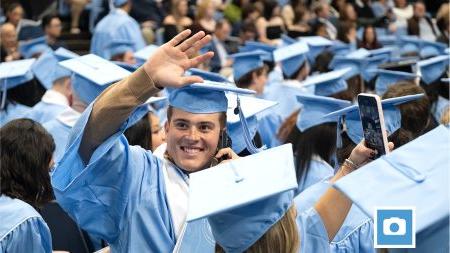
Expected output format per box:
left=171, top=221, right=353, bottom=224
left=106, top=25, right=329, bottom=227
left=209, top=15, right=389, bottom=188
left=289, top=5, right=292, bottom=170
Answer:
left=374, top=207, right=416, bottom=248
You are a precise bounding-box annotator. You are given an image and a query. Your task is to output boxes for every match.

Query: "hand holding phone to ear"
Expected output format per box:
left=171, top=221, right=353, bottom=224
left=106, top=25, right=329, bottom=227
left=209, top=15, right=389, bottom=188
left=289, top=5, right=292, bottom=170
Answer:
left=215, top=148, right=239, bottom=164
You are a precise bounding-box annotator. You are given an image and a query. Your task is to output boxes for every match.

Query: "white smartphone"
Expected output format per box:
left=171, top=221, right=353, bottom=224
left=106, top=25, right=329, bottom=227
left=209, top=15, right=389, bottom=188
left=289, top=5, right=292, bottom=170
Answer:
left=357, top=93, right=389, bottom=159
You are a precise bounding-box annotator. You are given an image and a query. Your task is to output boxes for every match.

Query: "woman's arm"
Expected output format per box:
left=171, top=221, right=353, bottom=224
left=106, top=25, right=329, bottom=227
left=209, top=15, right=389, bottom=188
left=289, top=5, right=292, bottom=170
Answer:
left=314, top=141, right=394, bottom=241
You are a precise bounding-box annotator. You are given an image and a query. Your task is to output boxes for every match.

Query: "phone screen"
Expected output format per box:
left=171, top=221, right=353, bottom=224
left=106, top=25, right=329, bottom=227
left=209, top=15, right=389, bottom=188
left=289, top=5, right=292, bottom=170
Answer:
left=358, top=95, right=387, bottom=159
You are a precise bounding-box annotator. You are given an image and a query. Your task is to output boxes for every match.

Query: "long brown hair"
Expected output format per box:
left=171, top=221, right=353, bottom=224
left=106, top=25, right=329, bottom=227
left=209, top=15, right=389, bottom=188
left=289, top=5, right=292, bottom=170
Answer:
left=1, top=119, right=55, bottom=209
left=215, top=205, right=300, bottom=253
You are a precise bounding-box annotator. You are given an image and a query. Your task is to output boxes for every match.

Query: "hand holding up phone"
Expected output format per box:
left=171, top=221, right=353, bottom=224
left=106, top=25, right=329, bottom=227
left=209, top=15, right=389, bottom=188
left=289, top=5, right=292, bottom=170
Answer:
left=349, top=140, right=395, bottom=168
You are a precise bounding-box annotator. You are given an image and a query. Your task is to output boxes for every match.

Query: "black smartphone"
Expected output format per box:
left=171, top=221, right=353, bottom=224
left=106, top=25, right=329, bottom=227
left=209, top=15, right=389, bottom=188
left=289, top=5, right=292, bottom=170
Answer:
left=357, top=94, right=389, bottom=159
left=214, top=131, right=232, bottom=164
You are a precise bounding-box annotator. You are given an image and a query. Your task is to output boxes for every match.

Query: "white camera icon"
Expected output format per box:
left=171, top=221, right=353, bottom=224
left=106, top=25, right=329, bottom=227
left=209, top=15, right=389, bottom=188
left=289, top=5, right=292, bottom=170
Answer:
left=383, top=217, right=406, bottom=236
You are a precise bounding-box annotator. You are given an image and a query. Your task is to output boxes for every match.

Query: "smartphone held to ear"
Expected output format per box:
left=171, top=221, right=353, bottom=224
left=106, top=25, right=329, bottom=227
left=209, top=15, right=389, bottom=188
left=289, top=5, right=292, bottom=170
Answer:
left=357, top=94, right=389, bottom=159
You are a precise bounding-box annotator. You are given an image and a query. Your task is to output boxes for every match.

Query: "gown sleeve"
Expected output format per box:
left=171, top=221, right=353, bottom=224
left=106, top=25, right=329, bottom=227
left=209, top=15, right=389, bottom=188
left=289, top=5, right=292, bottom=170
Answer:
left=296, top=207, right=330, bottom=253
left=0, top=217, right=52, bottom=253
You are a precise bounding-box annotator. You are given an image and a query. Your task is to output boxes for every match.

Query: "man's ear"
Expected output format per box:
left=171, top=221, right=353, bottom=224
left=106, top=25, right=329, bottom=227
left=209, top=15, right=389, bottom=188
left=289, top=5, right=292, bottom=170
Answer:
left=164, top=120, right=169, bottom=134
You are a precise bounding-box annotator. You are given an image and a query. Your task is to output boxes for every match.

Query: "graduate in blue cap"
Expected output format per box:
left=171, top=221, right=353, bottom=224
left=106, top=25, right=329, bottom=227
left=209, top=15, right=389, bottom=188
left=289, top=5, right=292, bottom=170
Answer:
left=43, top=54, right=132, bottom=162
left=90, top=0, right=145, bottom=59
left=19, top=36, right=52, bottom=59
left=0, top=119, right=55, bottom=252
left=0, top=59, right=35, bottom=126
left=50, top=30, right=260, bottom=252
left=107, top=39, right=137, bottom=64
left=263, top=41, right=311, bottom=120
left=239, top=41, right=281, bottom=88
left=416, top=55, right=450, bottom=85
left=373, top=69, right=418, bottom=95
left=285, top=95, right=351, bottom=195
left=25, top=51, right=73, bottom=124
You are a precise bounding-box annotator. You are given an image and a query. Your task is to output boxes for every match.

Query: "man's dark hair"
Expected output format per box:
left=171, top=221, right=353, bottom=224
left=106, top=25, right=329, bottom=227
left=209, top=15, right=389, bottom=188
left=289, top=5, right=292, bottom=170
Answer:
left=41, top=13, right=60, bottom=29
left=382, top=81, right=431, bottom=138
left=1, top=119, right=55, bottom=209
left=235, top=66, right=266, bottom=89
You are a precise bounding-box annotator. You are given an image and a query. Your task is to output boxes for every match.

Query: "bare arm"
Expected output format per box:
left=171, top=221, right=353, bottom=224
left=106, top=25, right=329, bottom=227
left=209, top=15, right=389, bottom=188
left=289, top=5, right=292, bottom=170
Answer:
left=79, top=30, right=214, bottom=163
left=314, top=141, right=394, bottom=241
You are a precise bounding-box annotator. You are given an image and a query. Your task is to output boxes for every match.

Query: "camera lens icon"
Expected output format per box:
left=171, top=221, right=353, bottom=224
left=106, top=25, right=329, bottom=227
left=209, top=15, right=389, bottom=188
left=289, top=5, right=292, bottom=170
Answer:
left=383, top=217, right=406, bottom=236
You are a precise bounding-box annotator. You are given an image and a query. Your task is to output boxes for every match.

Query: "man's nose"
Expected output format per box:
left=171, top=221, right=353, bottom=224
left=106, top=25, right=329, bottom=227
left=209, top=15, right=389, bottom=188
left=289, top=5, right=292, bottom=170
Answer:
left=186, top=127, right=200, bottom=141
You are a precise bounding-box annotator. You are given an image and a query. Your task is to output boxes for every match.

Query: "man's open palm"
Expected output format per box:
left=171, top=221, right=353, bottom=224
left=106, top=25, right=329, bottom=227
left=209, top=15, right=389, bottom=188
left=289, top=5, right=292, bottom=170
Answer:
left=144, top=30, right=214, bottom=88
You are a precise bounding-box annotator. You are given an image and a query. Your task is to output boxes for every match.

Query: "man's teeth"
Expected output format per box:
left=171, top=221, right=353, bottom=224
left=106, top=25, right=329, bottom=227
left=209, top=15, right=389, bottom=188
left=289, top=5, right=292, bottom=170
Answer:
left=183, top=147, right=201, bottom=153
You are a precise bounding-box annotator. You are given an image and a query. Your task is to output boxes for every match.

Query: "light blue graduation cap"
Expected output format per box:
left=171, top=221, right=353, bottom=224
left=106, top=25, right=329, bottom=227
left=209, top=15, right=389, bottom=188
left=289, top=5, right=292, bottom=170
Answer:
left=229, top=51, right=265, bottom=81
left=378, top=35, right=397, bottom=47
left=368, top=47, right=396, bottom=62
left=329, top=41, right=353, bottom=56
left=226, top=94, right=277, bottom=154
left=113, top=0, right=128, bottom=7
left=183, top=144, right=297, bottom=253
left=19, top=36, right=51, bottom=59
left=399, top=35, right=422, bottom=55
left=112, top=61, right=139, bottom=72
left=295, top=94, right=351, bottom=132
left=334, top=125, right=449, bottom=250
left=54, top=47, right=79, bottom=61
left=346, top=48, right=370, bottom=59
left=273, top=41, right=309, bottom=78
left=134, top=44, right=158, bottom=64
left=416, top=55, right=450, bottom=84
left=169, top=81, right=266, bottom=154
left=324, top=94, right=425, bottom=145
left=300, top=36, right=333, bottom=63
left=299, top=67, right=352, bottom=96
left=31, top=51, right=72, bottom=89
left=419, top=41, right=447, bottom=59
left=241, top=41, right=276, bottom=62
left=59, top=54, right=131, bottom=104
left=108, top=39, right=134, bottom=58
left=187, top=68, right=231, bottom=83
left=330, top=54, right=387, bottom=81
left=374, top=69, right=419, bottom=95
left=0, top=59, right=36, bottom=108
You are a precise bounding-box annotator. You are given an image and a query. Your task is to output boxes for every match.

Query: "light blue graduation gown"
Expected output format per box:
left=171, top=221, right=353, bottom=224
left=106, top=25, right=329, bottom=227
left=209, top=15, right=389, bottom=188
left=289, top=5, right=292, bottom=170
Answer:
left=295, top=157, right=334, bottom=196
left=257, top=112, right=282, bottom=148
left=43, top=108, right=81, bottom=163
left=0, top=102, right=31, bottom=126
left=26, top=102, right=68, bottom=124
left=90, top=9, right=146, bottom=59
left=52, top=105, right=178, bottom=252
left=25, top=90, right=70, bottom=124
left=294, top=179, right=375, bottom=253
left=0, top=195, right=52, bottom=253
left=296, top=207, right=330, bottom=252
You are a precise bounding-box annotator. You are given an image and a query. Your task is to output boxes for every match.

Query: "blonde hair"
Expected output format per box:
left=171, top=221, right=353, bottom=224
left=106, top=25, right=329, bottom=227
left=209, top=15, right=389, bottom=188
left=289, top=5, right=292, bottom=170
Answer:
left=440, top=106, right=450, bottom=125
left=215, top=205, right=300, bottom=253
left=196, top=0, right=213, bottom=20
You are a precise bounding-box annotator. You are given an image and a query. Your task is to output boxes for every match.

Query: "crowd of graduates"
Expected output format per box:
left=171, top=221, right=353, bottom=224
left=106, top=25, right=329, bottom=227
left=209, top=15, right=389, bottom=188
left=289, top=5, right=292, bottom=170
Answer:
left=1, top=0, right=450, bottom=252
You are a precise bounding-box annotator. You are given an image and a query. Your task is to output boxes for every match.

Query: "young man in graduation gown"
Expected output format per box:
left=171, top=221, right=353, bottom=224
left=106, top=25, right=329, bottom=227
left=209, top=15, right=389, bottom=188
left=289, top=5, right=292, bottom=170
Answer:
left=90, top=0, right=146, bottom=59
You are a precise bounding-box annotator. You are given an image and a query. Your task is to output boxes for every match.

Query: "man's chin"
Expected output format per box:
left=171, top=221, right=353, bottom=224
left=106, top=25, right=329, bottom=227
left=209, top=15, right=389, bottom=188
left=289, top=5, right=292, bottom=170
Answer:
left=175, top=159, right=210, bottom=173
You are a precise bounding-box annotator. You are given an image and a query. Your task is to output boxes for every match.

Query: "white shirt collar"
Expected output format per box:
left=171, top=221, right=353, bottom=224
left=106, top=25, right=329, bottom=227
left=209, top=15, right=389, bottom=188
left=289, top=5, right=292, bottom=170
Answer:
left=41, top=90, right=70, bottom=107
left=114, top=8, right=128, bottom=16
left=56, top=107, right=81, bottom=127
